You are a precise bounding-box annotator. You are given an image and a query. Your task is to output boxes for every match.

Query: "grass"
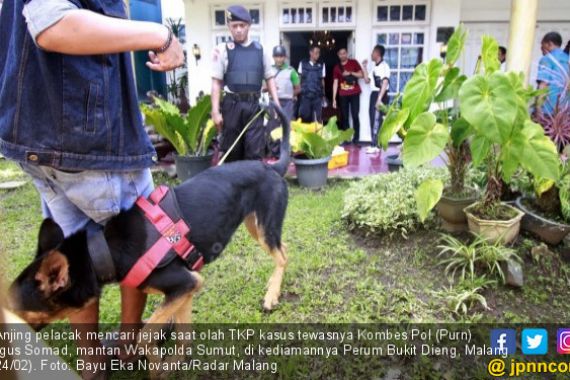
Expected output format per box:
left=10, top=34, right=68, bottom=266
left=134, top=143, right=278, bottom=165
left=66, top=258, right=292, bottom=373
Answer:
left=2, top=158, right=570, bottom=325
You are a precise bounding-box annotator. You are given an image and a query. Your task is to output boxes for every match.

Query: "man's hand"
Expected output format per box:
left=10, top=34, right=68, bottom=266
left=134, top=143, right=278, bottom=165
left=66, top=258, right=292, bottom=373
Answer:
left=342, top=70, right=352, bottom=77
left=362, top=59, right=368, bottom=67
left=146, top=29, right=184, bottom=72
left=332, top=100, right=337, bottom=109
left=212, top=112, right=223, bottom=131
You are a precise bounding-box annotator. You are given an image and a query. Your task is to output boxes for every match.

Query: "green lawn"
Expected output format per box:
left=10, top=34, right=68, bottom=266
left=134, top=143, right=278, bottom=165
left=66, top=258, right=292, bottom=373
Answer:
left=2, top=159, right=570, bottom=324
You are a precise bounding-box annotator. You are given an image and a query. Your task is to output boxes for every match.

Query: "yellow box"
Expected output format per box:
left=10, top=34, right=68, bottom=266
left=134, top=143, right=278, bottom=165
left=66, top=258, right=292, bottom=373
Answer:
left=328, top=149, right=349, bottom=170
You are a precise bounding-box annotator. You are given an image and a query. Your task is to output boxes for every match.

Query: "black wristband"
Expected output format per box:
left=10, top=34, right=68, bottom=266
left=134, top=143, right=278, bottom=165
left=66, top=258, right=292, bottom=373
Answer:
left=155, top=26, right=173, bottom=54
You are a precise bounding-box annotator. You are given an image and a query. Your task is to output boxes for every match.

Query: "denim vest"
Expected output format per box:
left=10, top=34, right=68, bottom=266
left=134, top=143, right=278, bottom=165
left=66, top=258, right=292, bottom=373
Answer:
left=0, top=0, right=157, bottom=171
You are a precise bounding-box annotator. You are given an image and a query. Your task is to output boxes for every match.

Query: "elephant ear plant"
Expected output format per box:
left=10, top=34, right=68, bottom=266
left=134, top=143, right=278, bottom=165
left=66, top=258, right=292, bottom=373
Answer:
left=380, top=28, right=561, bottom=232
left=379, top=25, right=472, bottom=221
left=458, top=37, right=560, bottom=219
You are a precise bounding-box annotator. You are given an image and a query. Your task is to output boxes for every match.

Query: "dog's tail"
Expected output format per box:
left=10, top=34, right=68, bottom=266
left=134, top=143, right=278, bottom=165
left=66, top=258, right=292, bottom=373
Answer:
left=268, top=101, right=291, bottom=177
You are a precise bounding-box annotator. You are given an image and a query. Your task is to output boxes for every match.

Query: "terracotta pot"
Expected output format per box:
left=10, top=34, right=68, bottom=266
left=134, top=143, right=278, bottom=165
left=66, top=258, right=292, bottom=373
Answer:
left=436, top=187, right=479, bottom=232
left=515, top=197, right=570, bottom=245
left=464, top=202, right=524, bottom=244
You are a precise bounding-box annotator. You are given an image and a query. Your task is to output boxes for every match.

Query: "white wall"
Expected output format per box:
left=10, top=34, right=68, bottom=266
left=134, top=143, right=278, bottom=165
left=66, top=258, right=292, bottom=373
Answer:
left=461, top=0, right=570, bottom=22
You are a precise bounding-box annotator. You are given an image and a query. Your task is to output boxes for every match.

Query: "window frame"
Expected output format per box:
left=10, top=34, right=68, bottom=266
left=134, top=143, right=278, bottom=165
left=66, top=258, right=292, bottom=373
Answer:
left=279, top=2, right=318, bottom=29
left=372, top=27, right=429, bottom=100
left=373, top=0, right=431, bottom=26
left=319, top=0, right=357, bottom=28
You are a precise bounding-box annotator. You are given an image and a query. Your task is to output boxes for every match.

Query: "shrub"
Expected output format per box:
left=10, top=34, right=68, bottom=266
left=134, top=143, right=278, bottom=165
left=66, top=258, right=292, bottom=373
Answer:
left=342, top=167, right=447, bottom=237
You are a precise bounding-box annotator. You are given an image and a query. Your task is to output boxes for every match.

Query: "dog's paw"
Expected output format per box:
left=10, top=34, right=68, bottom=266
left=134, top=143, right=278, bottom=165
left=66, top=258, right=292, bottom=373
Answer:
left=262, top=297, right=279, bottom=313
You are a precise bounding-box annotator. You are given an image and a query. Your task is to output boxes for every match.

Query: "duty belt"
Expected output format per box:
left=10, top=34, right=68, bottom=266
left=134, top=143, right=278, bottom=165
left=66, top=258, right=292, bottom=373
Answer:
left=226, top=92, right=261, bottom=102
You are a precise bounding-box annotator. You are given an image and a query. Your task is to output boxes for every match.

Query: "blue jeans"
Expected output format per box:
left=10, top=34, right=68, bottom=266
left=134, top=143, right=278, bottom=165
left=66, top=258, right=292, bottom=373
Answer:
left=20, top=164, right=154, bottom=236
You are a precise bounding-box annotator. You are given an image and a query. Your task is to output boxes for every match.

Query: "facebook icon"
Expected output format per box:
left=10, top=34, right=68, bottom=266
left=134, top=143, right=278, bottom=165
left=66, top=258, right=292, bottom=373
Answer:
left=491, top=329, right=517, bottom=355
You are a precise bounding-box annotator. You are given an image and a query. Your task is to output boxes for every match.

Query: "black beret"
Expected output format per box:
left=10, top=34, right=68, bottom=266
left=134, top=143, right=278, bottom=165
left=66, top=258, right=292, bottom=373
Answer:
left=226, top=5, right=252, bottom=24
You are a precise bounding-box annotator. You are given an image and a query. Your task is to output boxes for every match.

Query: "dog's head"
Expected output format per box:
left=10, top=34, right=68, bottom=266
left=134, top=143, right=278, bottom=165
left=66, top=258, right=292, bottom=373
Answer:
left=8, top=219, right=92, bottom=330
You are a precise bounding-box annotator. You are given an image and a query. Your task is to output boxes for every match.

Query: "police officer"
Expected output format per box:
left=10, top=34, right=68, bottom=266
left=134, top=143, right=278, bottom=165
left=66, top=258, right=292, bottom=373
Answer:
left=211, top=5, right=280, bottom=162
left=272, top=45, right=301, bottom=122
left=298, top=45, right=326, bottom=123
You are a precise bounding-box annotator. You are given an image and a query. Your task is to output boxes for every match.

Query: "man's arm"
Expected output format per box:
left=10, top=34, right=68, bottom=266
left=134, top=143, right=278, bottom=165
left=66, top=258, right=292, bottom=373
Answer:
left=350, top=61, right=365, bottom=79
left=377, top=79, right=389, bottom=107
left=36, top=10, right=183, bottom=71
left=332, top=79, right=339, bottom=109
left=211, top=79, right=224, bottom=130
left=266, top=78, right=281, bottom=108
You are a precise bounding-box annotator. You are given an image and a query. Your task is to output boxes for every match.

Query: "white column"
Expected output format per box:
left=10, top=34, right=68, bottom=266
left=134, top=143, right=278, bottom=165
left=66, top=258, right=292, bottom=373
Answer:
left=506, top=0, right=538, bottom=80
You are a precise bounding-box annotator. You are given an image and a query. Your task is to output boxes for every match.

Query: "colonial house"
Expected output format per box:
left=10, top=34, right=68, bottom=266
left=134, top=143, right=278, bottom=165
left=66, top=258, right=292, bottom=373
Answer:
left=181, top=0, right=569, bottom=142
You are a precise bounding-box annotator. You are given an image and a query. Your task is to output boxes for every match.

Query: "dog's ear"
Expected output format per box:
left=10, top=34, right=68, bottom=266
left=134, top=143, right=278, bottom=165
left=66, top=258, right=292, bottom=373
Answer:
left=34, top=250, right=70, bottom=296
left=37, top=218, right=64, bottom=255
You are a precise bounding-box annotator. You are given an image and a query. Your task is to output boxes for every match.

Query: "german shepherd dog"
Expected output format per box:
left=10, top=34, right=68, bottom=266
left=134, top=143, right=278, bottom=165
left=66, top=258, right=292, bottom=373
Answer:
left=7, top=103, right=290, bottom=373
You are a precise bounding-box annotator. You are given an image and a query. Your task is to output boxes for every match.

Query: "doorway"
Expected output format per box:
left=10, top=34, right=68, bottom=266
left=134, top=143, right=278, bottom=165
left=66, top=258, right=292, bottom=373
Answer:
left=282, top=30, right=353, bottom=121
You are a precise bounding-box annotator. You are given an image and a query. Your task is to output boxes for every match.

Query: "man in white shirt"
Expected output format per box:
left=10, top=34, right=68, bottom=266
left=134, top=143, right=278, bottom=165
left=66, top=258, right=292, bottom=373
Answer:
left=363, top=45, right=390, bottom=154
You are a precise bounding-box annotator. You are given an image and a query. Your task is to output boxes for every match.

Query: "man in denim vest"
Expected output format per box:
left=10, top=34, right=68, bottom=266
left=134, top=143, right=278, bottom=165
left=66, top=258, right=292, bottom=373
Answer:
left=0, top=1, right=184, bottom=378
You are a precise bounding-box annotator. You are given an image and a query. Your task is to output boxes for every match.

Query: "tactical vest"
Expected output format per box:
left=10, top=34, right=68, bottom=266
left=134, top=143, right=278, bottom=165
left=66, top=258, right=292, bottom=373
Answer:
left=300, top=60, right=323, bottom=99
left=224, top=42, right=264, bottom=93
left=275, top=66, right=294, bottom=100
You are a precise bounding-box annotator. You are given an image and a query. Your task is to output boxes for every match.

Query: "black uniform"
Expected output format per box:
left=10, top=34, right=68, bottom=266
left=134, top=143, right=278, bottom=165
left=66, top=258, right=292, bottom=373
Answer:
left=220, top=41, right=266, bottom=162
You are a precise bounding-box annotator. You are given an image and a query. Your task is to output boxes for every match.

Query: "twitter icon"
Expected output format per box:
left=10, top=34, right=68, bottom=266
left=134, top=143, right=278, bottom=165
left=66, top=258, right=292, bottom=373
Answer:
left=522, top=329, right=548, bottom=355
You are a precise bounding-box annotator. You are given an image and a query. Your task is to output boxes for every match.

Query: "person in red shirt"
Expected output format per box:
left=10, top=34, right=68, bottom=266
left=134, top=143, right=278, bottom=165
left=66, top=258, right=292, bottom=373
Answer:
left=332, top=47, right=364, bottom=143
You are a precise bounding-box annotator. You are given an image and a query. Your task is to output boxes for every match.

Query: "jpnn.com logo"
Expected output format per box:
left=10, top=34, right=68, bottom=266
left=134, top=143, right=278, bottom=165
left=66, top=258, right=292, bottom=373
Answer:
left=491, top=329, right=516, bottom=356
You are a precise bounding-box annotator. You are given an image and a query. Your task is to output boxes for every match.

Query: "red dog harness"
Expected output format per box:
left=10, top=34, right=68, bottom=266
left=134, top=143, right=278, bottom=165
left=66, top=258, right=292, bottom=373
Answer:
left=121, top=186, right=204, bottom=288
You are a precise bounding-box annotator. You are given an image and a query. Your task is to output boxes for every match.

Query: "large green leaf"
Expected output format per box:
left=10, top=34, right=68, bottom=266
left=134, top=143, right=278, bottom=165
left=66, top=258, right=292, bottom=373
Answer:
left=459, top=72, right=518, bottom=143
left=378, top=107, right=410, bottom=149
left=402, top=59, right=443, bottom=129
left=450, top=117, right=473, bottom=147
left=434, top=67, right=467, bottom=103
left=481, top=35, right=500, bottom=74
left=445, top=25, right=467, bottom=66
left=298, top=117, right=353, bottom=159
left=197, top=120, right=217, bottom=156
left=415, top=179, right=444, bottom=222
left=141, top=103, right=187, bottom=155
left=510, top=120, right=560, bottom=181
left=185, top=95, right=213, bottom=154
left=470, top=135, right=491, bottom=166
left=402, top=112, right=449, bottom=167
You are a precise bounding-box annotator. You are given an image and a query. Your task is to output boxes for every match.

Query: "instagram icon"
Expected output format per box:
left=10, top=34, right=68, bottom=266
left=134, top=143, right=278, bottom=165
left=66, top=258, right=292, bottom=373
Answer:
left=557, top=329, right=570, bottom=354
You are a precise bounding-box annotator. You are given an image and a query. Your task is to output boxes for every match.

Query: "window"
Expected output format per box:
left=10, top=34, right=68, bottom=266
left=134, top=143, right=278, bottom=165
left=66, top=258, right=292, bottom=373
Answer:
left=375, top=29, right=426, bottom=101
left=280, top=3, right=317, bottom=27
left=212, top=5, right=263, bottom=29
left=320, top=1, right=355, bottom=26
left=374, top=1, right=430, bottom=25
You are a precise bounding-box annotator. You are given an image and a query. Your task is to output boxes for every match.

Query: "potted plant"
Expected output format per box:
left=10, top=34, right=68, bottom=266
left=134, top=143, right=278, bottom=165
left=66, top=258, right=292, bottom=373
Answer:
left=516, top=149, right=570, bottom=244
left=273, top=117, right=353, bottom=188
left=142, top=96, right=216, bottom=181
left=379, top=26, right=477, bottom=231
left=379, top=30, right=561, bottom=241
left=457, top=37, right=560, bottom=243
